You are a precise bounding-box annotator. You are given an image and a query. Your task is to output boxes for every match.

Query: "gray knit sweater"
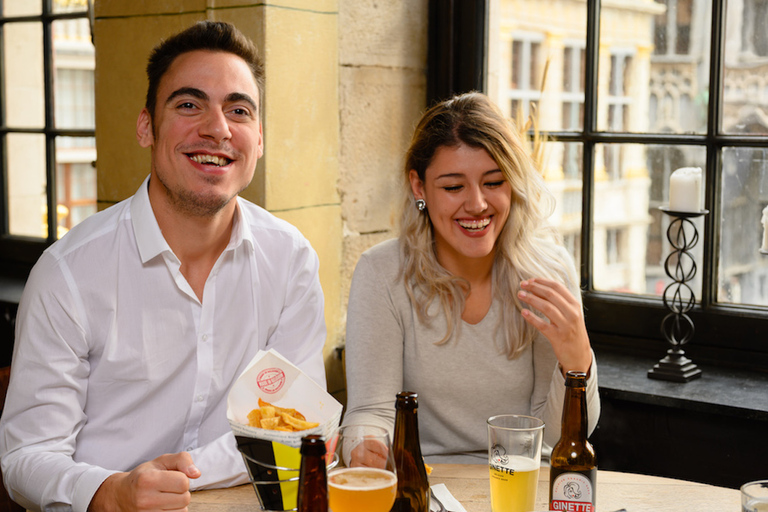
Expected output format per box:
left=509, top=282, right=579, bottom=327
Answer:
left=342, top=239, right=600, bottom=464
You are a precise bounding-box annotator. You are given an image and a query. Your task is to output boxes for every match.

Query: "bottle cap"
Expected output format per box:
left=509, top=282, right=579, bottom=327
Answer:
left=300, top=434, right=326, bottom=456
left=395, top=391, right=419, bottom=409
left=564, top=371, right=587, bottom=387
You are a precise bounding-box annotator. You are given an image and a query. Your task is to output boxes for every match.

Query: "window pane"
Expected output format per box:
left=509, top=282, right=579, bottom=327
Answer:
left=599, top=1, right=709, bottom=134
left=8, top=133, right=47, bottom=238
left=488, top=1, right=586, bottom=131
left=719, top=147, right=768, bottom=306
left=592, top=143, right=705, bottom=297
left=3, top=0, right=41, bottom=16
left=723, top=0, right=768, bottom=135
left=52, top=0, right=89, bottom=14
left=53, top=18, right=95, bottom=130
left=56, top=136, right=96, bottom=238
left=542, top=141, right=583, bottom=270
left=3, top=22, right=45, bottom=128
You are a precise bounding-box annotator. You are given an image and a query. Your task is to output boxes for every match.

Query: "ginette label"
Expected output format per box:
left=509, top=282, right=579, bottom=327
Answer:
left=550, top=472, right=595, bottom=512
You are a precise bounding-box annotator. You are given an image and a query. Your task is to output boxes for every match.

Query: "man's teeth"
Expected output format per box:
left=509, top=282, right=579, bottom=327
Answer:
left=190, top=154, right=230, bottom=166
left=458, top=218, right=490, bottom=231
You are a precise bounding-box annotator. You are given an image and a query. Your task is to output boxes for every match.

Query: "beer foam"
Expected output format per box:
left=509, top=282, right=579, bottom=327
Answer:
left=492, top=455, right=539, bottom=472
left=328, top=467, right=397, bottom=491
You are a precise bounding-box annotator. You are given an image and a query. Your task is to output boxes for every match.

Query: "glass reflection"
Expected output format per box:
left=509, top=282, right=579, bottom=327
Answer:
left=724, top=0, right=768, bottom=135
left=56, top=137, right=97, bottom=237
left=8, top=134, right=47, bottom=238
left=3, top=22, right=45, bottom=129
left=53, top=18, right=95, bottom=129
left=719, top=147, right=768, bottom=306
left=590, top=143, right=705, bottom=297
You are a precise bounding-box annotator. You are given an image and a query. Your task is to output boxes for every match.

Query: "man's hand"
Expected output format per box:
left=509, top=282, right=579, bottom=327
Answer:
left=88, top=452, right=201, bottom=512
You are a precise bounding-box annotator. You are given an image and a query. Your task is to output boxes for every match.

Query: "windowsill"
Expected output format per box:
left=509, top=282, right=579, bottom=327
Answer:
left=594, top=347, right=768, bottom=422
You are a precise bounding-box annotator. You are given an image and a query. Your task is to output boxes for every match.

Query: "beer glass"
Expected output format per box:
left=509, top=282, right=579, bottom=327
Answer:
left=327, top=425, right=397, bottom=512
left=742, top=480, right=768, bottom=512
left=487, top=414, right=545, bottom=512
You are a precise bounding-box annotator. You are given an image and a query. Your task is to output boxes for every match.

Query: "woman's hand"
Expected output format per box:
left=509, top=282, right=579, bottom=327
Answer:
left=349, top=437, right=389, bottom=469
left=517, top=278, right=592, bottom=375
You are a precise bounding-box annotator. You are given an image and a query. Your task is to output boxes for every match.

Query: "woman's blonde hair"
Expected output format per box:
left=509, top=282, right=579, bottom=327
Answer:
left=400, top=92, right=577, bottom=358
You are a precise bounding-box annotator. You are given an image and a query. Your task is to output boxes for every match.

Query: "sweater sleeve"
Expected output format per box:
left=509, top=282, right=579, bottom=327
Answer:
left=341, top=249, right=403, bottom=439
left=537, top=350, right=601, bottom=449
left=534, top=245, right=601, bottom=449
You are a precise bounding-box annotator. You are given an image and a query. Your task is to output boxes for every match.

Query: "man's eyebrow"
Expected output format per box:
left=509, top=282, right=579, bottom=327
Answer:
left=165, top=87, right=208, bottom=105
left=225, top=92, right=258, bottom=113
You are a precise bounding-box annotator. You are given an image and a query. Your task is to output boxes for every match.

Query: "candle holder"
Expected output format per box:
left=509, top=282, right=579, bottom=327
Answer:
left=648, top=207, right=707, bottom=382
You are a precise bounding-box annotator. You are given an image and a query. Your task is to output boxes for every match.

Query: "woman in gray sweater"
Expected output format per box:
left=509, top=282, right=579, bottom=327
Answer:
left=342, top=92, right=600, bottom=464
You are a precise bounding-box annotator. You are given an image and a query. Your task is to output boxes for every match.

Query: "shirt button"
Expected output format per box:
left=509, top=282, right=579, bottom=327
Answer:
left=187, top=446, right=194, bottom=452
left=196, top=394, right=204, bottom=402
left=202, top=334, right=209, bottom=342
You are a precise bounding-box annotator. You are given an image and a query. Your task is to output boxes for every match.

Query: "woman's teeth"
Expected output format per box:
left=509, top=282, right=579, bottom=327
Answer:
left=457, top=218, right=490, bottom=231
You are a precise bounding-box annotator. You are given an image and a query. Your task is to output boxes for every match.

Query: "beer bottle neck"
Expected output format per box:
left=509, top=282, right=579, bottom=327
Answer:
left=560, top=379, right=588, bottom=440
left=297, top=437, right=328, bottom=512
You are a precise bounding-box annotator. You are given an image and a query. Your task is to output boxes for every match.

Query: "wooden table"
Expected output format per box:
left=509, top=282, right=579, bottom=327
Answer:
left=189, top=463, right=741, bottom=512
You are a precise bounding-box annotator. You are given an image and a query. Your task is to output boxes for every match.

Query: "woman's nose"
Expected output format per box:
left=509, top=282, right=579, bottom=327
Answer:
left=465, top=185, right=488, bottom=213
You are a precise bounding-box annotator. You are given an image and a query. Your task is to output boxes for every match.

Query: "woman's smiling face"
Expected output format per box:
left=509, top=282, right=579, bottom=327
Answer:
left=410, top=143, right=512, bottom=271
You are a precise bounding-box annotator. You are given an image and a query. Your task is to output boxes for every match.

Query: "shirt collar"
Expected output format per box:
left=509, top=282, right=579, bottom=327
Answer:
left=130, top=176, right=254, bottom=263
left=131, top=176, right=170, bottom=264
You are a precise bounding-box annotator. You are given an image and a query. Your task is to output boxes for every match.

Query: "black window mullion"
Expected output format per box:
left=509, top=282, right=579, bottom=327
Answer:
left=42, top=9, right=56, bottom=244
left=0, top=18, right=7, bottom=237
left=426, top=0, right=488, bottom=105
left=701, top=0, right=728, bottom=309
left=580, top=0, right=601, bottom=293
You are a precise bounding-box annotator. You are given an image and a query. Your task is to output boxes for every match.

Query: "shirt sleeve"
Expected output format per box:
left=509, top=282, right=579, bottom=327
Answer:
left=0, top=253, right=116, bottom=512
left=341, top=251, right=401, bottom=439
left=187, top=432, right=249, bottom=490
left=263, top=236, right=327, bottom=388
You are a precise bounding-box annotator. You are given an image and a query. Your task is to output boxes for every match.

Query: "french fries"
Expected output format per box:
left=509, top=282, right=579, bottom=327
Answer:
left=247, top=398, right=319, bottom=432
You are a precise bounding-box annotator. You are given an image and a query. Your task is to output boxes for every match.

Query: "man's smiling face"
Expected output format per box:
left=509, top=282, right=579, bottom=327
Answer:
left=137, top=49, right=263, bottom=218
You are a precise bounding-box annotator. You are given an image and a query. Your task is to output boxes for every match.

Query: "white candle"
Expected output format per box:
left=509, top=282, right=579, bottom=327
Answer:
left=668, top=167, right=702, bottom=213
left=762, top=206, right=768, bottom=252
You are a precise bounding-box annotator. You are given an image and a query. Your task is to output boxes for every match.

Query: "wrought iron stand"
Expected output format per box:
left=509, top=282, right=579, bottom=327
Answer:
left=647, top=207, right=707, bottom=382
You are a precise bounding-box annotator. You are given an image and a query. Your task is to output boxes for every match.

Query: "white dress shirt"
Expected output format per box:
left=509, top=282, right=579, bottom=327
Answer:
left=0, top=177, right=327, bottom=512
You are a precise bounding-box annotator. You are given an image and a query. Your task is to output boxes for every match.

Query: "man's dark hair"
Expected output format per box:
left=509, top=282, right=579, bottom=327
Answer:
left=145, top=20, right=265, bottom=121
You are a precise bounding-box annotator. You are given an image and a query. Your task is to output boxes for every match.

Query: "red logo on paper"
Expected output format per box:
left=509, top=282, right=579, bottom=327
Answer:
left=257, top=368, right=285, bottom=394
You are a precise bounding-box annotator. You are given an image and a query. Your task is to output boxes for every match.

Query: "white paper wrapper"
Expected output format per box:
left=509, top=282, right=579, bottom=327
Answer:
left=227, top=348, right=343, bottom=448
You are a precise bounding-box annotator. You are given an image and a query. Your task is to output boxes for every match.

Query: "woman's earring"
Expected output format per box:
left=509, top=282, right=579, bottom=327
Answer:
left=415, top=198, right=426, bottom=211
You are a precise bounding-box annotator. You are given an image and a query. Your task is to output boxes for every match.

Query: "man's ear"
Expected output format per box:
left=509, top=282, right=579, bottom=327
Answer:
left=136, top=108, right=154, bottom=148
left=256, top=123, right=263, bottom=159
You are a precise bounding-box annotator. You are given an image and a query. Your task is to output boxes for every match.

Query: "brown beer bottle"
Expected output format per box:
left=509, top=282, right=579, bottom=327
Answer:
left=549, top=371, right=597, bottom=512
left=390, top=391, right=430, bottom=512
left=297, top=434, right=328, bottom=512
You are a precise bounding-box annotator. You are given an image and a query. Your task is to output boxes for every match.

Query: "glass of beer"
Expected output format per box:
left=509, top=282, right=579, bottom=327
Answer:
left=487, top=415, right=545, bottom=512
left=327, top=425, right=398, bottom=512
left=742, top=480, right=768, bottom=512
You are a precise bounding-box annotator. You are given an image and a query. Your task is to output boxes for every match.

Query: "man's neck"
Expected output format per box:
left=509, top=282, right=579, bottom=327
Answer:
left=148, top=185, right=237, bottom=301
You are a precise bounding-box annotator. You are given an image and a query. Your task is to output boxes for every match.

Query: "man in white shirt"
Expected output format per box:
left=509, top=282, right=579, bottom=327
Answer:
left=0, top=21, right=327, bottom=512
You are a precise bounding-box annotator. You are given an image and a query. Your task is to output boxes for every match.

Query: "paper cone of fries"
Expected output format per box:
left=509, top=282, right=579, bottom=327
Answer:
left=227, top=349, right=342, bottom=511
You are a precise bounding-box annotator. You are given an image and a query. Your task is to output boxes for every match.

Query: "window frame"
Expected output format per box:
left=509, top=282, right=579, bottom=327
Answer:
left=0, top=0, right=94, bottom=275
left=428, top=0, right=768, bottom=371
